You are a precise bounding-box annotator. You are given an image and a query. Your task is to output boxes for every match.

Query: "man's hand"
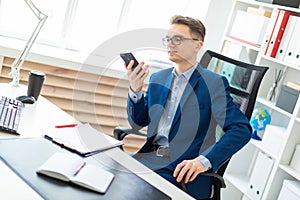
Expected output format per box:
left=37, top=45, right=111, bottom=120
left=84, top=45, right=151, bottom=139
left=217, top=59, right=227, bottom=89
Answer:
left=173, top=159, right=206, bottom=184
left=126, top=60, right=149, bottom=93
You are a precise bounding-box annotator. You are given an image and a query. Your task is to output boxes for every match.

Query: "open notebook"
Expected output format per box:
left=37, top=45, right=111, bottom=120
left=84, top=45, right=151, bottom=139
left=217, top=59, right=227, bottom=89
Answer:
left=37, top=152, right=114, bottom=193
left=44, top=123, right=123, bottom=157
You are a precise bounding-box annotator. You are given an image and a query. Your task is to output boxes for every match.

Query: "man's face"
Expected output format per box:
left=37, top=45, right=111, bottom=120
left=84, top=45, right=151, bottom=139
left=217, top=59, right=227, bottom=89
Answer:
left=165, top=24, right=202, bottom=64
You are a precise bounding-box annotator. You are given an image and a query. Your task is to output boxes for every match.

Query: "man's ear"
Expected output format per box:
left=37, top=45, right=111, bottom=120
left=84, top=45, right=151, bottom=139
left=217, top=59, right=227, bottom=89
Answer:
left=198, top=41, right=203, bottom=48
left=196, top=41, right=203, bottom=50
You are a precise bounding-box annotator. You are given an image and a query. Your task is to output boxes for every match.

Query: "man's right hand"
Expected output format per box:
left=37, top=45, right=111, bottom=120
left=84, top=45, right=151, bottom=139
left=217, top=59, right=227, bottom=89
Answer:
left=126, top=60, right=149, bottom=93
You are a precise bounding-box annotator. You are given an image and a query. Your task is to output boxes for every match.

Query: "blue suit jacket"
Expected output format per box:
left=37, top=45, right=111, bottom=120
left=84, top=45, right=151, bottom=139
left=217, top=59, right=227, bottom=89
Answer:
left=127, top=63, right=252, bottom=198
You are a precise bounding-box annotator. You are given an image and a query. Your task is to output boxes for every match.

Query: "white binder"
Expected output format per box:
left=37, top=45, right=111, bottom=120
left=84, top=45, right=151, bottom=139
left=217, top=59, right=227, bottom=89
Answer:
left=247, top=152, right=274, bottom=200
left=290, top=144, right=300, bottom=172
left=276, top=16, right=298, bottom=61
left=278, top=180, right=300, bottom=200
left=261, top=124, right=286, bottom=158
left=229, top=10, right=270, bottom=46
left=283, top=17, right=300, bottom=66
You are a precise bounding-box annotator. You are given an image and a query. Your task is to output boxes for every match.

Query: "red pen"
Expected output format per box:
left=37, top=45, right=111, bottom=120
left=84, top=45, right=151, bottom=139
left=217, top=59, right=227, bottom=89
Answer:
left=73, top=162, right=86, bottom=176
left=55, top=124, right=78, bottom=128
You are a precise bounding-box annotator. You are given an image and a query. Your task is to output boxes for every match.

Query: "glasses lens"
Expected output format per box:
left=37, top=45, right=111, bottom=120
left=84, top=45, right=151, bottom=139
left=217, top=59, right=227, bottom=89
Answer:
left=162, top=36, right=183, bottom=46
left=172, top=36, right=182, bottom=45
left=162, top=38, right=169, bottom=46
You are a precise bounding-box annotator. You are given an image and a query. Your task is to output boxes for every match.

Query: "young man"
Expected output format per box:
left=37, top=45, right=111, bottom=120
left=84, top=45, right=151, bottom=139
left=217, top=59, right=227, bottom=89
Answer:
left=125, top=15, right=252, bottom=199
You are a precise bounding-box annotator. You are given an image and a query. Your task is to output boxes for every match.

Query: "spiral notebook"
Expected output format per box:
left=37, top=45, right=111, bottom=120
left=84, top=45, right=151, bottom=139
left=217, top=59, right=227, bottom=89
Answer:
left=44, top=123, right=123, bottom=157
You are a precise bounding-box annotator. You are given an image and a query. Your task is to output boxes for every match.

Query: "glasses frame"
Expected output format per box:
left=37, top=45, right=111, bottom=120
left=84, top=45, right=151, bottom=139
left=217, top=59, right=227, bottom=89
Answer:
left=162, top=35, right=199, bottom=46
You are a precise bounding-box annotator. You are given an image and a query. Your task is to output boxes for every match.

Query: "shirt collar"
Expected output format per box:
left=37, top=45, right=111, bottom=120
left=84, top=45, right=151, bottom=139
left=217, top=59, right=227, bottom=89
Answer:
left=172, top=62, right=198, bottom=80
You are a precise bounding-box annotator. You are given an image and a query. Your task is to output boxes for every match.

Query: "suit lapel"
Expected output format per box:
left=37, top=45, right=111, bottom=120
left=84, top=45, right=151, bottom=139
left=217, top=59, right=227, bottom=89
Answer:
left=145, top=69, right=173, bottom=142
left=159, top=71, right=173, bottom=107
left=179, top=67, right=201, bottom=107
left=168, top=65, right=202, bottom=142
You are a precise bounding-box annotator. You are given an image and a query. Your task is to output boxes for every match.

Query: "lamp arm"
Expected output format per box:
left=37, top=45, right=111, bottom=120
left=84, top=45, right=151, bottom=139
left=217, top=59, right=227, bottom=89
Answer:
left=9, top=0, right=48, bottom=86
left=24, top=0, right=48, bottom=20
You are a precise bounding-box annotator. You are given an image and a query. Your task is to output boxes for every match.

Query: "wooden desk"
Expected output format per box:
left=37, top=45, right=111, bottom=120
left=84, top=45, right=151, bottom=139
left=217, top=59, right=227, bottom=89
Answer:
left=0, top=83, right=194, bottom=200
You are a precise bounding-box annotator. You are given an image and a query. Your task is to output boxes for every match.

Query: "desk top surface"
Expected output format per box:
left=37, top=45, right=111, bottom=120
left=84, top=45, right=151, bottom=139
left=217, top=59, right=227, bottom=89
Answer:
left=0, top=137, right=172, bottom=200
left=0, top=83, right=194, bottom=200
left=0, top=83, right=77, bottom=139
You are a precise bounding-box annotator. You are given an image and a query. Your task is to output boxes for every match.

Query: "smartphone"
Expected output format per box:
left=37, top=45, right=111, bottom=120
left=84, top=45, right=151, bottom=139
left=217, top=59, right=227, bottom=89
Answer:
left=120, top=52, right=139, bottom=71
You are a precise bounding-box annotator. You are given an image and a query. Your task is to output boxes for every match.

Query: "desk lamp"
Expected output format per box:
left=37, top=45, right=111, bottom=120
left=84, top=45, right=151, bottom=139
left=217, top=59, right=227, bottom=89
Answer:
left=9, top=0, right=48, bottom=87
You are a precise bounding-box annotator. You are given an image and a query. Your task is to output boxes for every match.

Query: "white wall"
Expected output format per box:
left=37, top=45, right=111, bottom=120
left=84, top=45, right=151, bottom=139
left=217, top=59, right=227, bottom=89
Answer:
left=204, top=0, right=235, bottom=52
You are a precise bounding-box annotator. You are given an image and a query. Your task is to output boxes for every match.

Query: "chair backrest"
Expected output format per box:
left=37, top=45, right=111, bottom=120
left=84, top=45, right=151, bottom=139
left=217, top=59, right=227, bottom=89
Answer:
left=199, top=50, right=268, bottom=200
left=200, top=50, right=269, bottom=120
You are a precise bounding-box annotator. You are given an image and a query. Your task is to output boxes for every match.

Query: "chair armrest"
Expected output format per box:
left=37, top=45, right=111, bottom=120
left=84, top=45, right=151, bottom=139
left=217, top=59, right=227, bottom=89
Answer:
left=180, top=171, right=226, bottom=193
left=113, top=126, right=147, bottom=141
left=200, top=172, right=226, bottom=188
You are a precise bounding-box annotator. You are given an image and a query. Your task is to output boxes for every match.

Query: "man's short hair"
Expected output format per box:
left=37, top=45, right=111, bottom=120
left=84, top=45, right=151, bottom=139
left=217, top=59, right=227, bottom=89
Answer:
left=170, top=15, right=206, bottom=42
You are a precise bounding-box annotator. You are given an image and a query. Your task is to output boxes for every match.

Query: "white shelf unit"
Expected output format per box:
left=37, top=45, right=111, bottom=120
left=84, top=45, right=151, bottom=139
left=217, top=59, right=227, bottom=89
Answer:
left=219, top=1, right=300, bottom=199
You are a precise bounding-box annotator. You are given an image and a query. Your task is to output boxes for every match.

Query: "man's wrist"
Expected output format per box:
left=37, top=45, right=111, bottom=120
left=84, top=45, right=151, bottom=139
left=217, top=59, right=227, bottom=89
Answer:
left=130, top=86, right=141, bottom=93
left=197, top=155, right=212, bottom=171
left=128, top=87, right=143, bottom=103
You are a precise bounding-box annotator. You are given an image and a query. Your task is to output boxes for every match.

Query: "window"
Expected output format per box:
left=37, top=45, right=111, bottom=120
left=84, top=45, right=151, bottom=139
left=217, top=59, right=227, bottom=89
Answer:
left=120, top=0, right=210, bottom=32
left=0, top=0, right=211, bottom=57
left=67, top=0, right=124, bottom=53
left=0, top=0, right=69, bottom=46
left=0, top=0, right=36, bottom=39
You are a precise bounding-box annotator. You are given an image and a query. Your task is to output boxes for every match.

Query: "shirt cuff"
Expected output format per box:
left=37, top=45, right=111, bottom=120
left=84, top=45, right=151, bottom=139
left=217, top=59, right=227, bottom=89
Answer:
left=197, top=155, right=212, bottom=171
left=128, top=88, right=143, bottom=103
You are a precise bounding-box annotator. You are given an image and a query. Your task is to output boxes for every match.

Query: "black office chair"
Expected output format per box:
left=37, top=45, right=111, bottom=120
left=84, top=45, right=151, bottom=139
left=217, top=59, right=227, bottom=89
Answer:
left=193, top=50, right=269, bottom=200
left=113, top=50, right=269, bottom=200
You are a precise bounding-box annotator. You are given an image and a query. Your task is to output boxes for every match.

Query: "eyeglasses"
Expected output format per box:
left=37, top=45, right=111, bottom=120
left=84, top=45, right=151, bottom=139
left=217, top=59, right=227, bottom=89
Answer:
left=162, top=35, right=199, bottom=46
